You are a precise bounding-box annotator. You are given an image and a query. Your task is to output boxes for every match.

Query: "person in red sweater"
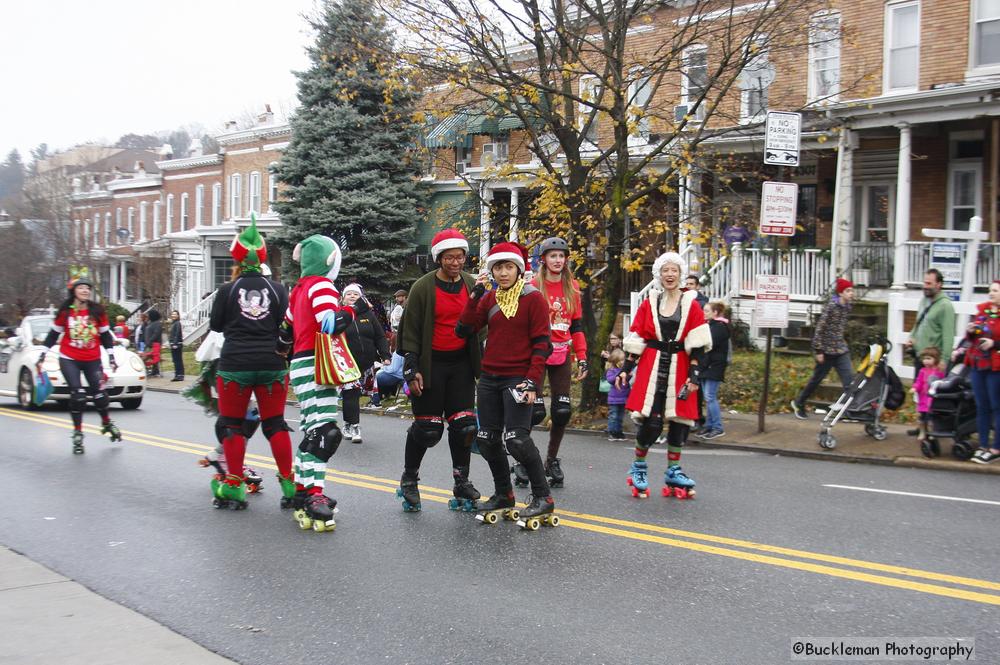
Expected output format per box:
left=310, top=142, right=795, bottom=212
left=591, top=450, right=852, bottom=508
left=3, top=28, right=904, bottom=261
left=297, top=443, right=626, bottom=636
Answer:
left=39, top=272, right=121, bottom=454
left=457, top=242, right=556, bottom=525
left=514, top=236, right=587, bottom=488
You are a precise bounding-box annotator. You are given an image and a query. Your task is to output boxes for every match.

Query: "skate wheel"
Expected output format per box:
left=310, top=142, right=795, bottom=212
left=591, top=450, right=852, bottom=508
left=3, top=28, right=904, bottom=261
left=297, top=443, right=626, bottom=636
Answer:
left=627, top=477, right=634, bottom=487
left=506, top=509, right=519, bottom=521
left=448, top=499, right=459, bottom=511
left=631, top=487, right=639, bottom=497
left=525, top=518, right=540, bottom=531
left=686, top=489, right=696, bottom=499
left=675, top=488, right=688, bottom=499
left=198, top=458, right=210, bottom=467
left=661, top=486, right=671, bottom=497
left=639, top=491, right=648, bottom=499
left=546, top=515, right=560, bottom=527
left=484, top=512, right=498, bottom=524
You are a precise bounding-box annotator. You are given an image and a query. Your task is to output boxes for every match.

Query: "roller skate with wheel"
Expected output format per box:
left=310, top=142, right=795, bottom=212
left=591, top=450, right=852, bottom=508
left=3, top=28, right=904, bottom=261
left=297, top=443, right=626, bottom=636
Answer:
left=475, top=491, right=519, bottom=525
left=515, top=494, right=559, bottom=531
left=396, top=469, right=421, bottom=512
left=545, top=457, right=564, bottom=488
left=211, top=474, right=248, bottom=510
left=448, top=466, right=480, bottom=512
left=244, top=466, right=263, bottom=493
left=198, top=447, right=226, bottom=475
left=71, top=430, right=85, bottom=455
left=101, top=420, right=122, bottom=443
left=662, top=466, right=696, bottom=499
left=277, top=473, right=297, bottom=509
left=627, top=460, right=649, bottom=498
left=295, top=492, right=337, bottom=532
left=511, top=463, right=529, bottom=487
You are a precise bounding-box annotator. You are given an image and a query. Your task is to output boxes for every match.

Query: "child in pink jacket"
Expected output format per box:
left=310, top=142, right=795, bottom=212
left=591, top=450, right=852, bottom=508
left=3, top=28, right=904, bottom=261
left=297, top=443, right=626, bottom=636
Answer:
left=911, top=346, right=944, bottom=445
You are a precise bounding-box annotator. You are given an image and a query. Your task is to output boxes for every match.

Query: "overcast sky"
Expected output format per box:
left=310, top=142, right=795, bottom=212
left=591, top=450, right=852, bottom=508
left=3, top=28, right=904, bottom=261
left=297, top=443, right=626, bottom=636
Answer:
left=0, top=0, right=318, bottom=162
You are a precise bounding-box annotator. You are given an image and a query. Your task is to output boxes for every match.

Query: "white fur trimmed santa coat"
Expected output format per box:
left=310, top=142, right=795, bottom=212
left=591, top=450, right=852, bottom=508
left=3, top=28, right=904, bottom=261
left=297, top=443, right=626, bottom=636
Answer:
left=624, top=289, right=712, bottom=424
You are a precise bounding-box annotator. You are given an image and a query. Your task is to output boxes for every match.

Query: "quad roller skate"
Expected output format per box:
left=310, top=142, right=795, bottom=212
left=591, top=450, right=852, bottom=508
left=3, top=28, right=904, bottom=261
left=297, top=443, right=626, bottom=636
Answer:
left=545, top=457, right=565, bottom=488
left=475, top=492, right=519, bottom=525
left=101, top=420, right=122, bottom=443
left=515, top=495, right=559, bottom=531
left=198, top=451, right=225, bottom=475
left=448, top=467, right=480, bottom=512
left=511, top=463, right=529, bottom=487
left=71, top=430, right=85, bottom=455
left=211, top=474, right=248, bottom=510
left=244, top=466, right=263, bottom=493
left=662, top=466, right=696, bottom=499
left=294, top=493, right=337, bottom=532
left=627, top=460, right=649, bottom=498
left=277, top=473, right=297, bottom=509
left=396, top=470, right=421, bottom=512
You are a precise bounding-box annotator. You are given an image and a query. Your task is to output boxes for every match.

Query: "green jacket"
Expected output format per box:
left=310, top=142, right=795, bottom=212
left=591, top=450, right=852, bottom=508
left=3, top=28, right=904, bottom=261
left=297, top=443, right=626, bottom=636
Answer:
left=398, top=270, right=483, bottom=385
left=912, top=292, right=957, bottom=356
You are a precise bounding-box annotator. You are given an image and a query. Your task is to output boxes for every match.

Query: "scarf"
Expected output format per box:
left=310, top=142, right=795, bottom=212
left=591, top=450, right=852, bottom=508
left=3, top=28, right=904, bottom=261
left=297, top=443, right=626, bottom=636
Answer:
left=495, top=278, right=525, bottom=319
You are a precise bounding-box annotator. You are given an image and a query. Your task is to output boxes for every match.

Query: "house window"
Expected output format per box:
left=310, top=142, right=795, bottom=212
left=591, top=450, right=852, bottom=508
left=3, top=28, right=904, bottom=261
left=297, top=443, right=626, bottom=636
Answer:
left=268, top=173, right=278, bottom=212
left=740, top=38, right=770, bottom=122
left=140, top=201, right=149, bottom=240
left=482, top=138, right=508, bottom=166
left=195, top=184, right=204, bottom=226
left=180, top=192, right=189, bottom=229
left=973, top=0, right=1000, bottom=69
left=212, top=183, right=222, bottom=224
left=230, top=174, right=242, bottom=218
left=129, top=207, right=138, bottom=241
left=948, top=133, right=984, bottom=232
left=166, top=195, right=174, bottom=234
left=249, top=171, right=261, bottom=215
left=629, top=73, right=653, bottom=141
left=681, top=46, right=708, bottom=121
left=213, top=258, right=233, bottom=288
left=578, top=75, right=602, bottom=142
left=153, top=201, right=161, bottom=238
left=885, top=1, right=920, bottom=93
left=808, top=12, right=841, bottom=102
left=116, top=208, right=123, bottom=239
left=105, top=212, right=112, bottom=245
left=455, top=145, right=472, bottom=175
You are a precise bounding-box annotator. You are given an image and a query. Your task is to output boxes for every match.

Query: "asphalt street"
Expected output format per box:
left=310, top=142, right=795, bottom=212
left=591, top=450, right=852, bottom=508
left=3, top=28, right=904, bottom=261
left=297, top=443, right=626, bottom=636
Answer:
left=1, top=390, right=998, bottom=665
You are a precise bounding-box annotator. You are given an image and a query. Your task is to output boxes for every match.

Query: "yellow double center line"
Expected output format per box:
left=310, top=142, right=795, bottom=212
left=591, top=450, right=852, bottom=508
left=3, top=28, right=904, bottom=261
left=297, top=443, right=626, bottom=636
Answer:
left=5, top=407, right=1000, bottom=606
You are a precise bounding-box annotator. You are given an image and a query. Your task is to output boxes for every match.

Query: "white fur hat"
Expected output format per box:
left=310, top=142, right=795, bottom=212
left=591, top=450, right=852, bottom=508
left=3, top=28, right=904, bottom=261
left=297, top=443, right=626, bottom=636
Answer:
left=343, top=283, right=363, bottom=297
left=652, top=251, right=686, bottom=278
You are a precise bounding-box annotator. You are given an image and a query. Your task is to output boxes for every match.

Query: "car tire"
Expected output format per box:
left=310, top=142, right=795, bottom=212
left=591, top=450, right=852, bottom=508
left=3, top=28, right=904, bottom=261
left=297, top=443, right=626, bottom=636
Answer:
left=121, top=397, right=143, bottom=410
left=17, top=368, right=37, bottom=410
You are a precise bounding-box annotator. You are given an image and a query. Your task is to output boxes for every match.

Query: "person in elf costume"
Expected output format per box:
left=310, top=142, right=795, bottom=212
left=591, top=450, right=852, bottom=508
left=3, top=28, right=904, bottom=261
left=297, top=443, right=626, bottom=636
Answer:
left=206, top=217, right=293, bottom=510
left=39, top=268, right=122, bottom=454
left=615, top=251, right=712, bottom=500
left=282, top=234, right=357, bottom=532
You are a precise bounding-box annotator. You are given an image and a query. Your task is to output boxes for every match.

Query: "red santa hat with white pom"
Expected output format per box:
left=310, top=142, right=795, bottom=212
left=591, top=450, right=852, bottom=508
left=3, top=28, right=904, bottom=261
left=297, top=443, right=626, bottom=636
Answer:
left=430, top=228, right=469, bottom=261
left=485, top=241, right=528, bottom=274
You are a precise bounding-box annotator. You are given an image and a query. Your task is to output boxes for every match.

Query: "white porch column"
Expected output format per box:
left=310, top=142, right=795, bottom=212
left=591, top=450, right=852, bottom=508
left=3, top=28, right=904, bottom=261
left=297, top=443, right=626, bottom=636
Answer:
left=479, top=184, right=491, bottom=264
left=508, top=188, right=519, bottom=242
left=892, top=122, right=912, bottom=289
left=119, top=262, right=128, bottom=302
left=109, top=261, right=119, bottom=304
left=830, top=127, right=854, bottom=282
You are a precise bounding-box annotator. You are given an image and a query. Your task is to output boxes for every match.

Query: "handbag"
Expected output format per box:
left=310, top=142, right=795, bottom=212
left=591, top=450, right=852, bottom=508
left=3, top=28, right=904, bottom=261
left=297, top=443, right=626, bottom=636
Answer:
left=598, top=377, right=612, bottom=393
left=314, top=332, right=362, bottom=386
left=34, top=370, right=53, bottom=406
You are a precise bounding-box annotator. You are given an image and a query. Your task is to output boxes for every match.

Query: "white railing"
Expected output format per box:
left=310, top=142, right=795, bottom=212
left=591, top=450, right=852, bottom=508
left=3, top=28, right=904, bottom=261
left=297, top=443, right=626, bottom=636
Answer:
left=702, top=252, right=730, bottom=302
left=182, top=290, right=216, bottom=344
left=905, top=241, right=1000, bottom=287
left=734, top=247, right=830, bottom=300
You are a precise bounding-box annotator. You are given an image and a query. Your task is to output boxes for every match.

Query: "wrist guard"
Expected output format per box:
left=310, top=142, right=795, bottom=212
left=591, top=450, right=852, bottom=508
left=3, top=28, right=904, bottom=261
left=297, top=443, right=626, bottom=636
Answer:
left=577, top=359, right=589, bottom=376
left=621, top=358, right=636, bottom=375
left=402, top=353, right=419, bottom=382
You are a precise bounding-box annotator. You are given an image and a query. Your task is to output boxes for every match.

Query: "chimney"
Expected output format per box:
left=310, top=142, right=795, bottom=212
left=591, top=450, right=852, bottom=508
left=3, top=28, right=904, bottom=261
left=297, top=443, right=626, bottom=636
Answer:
left=224, top=120, right=238, bottom=131
left=257, top=104, right=274, bottom=125
left=135, top=161, right=146, bottom=177
left=159, top=143, right=173, bottom=159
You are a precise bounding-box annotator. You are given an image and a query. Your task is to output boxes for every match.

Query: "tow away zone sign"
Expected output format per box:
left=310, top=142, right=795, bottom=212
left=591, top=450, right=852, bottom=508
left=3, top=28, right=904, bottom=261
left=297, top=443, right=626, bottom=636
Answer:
left=759, top=181, right=798, bottom=236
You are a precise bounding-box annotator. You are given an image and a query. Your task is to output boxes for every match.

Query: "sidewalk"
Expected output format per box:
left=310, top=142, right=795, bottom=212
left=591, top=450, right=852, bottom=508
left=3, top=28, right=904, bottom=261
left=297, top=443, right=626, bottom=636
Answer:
left=145, top=376, right=1000, bottom=476
left=0, top=545, right=234, bottom=665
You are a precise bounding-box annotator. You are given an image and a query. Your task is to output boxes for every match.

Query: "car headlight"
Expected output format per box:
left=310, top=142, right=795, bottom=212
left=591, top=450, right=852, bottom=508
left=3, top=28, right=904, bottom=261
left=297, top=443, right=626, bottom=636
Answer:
left=129, top=356, right=144, bottom=372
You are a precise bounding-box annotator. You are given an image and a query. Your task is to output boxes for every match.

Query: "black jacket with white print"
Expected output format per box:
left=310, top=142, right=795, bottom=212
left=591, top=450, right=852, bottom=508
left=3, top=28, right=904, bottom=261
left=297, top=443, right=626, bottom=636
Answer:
left=209, top=271, right=289, bottom=372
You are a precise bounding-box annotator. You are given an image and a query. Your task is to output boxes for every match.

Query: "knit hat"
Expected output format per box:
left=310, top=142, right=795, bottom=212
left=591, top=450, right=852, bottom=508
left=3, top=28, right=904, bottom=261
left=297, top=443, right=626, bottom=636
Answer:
left=485, top=241, right=527, bottom=274
left=343, top=283, right=363, bottom=298
left=652, top=251, right=686, bottom=278
left=835, top=278, right=853, bottom=294
left=230, top=213, right=267, bottom=268
left=293, top=234, right=342, bottom=280
left=430, top=229, right=469, bottom=261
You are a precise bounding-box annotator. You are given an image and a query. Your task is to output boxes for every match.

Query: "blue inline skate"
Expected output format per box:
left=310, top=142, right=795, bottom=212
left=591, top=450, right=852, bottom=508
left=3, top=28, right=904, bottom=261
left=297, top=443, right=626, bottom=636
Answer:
left=627, top=460, right=649, bottom=498
left=663, top=465, right=696, bottom=499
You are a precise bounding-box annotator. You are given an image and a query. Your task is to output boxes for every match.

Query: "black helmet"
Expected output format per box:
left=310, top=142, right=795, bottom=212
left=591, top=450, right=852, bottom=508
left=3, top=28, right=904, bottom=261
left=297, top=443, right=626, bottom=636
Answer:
left=539, top=237, right=569, bottom=256
left=67, top=276, right=94, bottom=294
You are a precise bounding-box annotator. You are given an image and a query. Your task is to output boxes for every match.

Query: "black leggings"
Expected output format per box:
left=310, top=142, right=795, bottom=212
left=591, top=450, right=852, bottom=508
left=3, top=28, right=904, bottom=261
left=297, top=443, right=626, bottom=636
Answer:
left=404, top=351, right=476, bottom=471
left=342, top=387, right=361, bottom=425
left=59, top=357, right=110, bottom=428
left=476, top=373, right=549, bottom=496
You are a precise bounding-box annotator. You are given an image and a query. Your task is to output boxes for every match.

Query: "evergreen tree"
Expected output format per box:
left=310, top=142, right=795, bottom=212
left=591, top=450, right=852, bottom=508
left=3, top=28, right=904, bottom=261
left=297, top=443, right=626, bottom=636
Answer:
left=0, top=149, right=24, bottom=200
left=274, top=0, right=426, bottom=296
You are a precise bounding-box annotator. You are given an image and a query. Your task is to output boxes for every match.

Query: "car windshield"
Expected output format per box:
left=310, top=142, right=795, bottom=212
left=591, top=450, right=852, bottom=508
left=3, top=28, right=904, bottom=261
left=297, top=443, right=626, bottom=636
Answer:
left=27, top=317, right=53, bottom=344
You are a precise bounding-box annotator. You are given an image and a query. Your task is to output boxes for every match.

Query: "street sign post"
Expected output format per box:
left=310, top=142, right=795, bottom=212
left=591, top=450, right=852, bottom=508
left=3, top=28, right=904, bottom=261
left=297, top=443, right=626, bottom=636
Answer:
left=759, top=181, right=798, bottom=236
left=764, top=111, right=801, bottom=167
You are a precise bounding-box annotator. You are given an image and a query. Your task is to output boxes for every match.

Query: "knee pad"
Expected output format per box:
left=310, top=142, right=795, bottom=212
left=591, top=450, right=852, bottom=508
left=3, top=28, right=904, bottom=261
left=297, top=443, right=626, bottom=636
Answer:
left=216, top=416, right=245, bottom=444
left=550, top=395, right=572, bottom=427
left=409, top=416, right=444, bottom=448
left=474, top=430, right=503, bottom=458
left=299, top=421, right=341, bottom=462
left=531, top=398, right=547, bottom=426
left=92, top=389, right=110, bottom=410
left=636, top=415, right=664, bottom=449
left=447, top=411, right=478, bottom=448
left=666, top=421, right=689, bottom=447
left=260, top=415, right=291, bottom=440
left=503, top=428, right=535, bottom=460
left=69, top=388, right=87, bottom=415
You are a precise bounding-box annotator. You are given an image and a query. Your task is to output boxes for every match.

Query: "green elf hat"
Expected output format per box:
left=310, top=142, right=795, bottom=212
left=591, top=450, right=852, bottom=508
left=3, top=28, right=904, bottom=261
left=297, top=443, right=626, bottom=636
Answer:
left=230, top=213, right=267, bottom=268
left=292, top=234, right=342, bottom=280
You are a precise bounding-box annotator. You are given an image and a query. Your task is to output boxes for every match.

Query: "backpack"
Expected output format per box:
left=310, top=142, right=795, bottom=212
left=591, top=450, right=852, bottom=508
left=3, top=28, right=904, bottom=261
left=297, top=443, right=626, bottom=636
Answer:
left=883, top=366, right=905, bottom=411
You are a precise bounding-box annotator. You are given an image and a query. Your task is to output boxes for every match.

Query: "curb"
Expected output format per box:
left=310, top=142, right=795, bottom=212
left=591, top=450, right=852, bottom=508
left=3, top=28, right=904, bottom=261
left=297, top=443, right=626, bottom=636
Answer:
left=147, top=385, right=997, bottom=475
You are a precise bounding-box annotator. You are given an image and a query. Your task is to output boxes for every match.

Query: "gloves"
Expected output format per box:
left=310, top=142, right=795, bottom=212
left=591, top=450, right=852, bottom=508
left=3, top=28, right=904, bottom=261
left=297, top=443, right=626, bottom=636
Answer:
left=471, top=282, right=487, bottom=300
left=577, top=359, right=589, bottom=376
left=108, top=355, right=118, bottom=373
left=353, top=298, right=371, bottom=315
left=402, top=353, right=419, bottom=382
left=621, top=358, right=636, bottom=376
left=687, top=365, right=701, bottom=385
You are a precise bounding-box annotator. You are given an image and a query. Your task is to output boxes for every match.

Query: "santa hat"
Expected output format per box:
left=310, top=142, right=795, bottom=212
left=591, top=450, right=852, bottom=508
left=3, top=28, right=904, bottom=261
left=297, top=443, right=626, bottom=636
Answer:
left=835, top=278, right=853, bottom=294
left=230, top=213, right=267, bottom=268
left=485, top=242, right=527, bottom=274
left=430, top=228, right=469, bottom=261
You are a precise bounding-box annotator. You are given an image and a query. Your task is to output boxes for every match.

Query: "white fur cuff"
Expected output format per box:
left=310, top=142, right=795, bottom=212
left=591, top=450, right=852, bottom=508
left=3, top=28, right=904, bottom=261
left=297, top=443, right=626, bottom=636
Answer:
left=684, top=323, right=713, bottom=353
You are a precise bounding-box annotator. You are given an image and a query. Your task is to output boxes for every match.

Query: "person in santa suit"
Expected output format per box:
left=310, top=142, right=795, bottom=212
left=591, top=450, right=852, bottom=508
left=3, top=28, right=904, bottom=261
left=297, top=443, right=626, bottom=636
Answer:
left=614, top=251, right=712, bottom=500
left=513, top=236, right=587, bottom=489
left=457, top=242, right=556, bottom=526
left=38, top=270, right=121, bottom=455
left=395, top=229, right=482, bottom=512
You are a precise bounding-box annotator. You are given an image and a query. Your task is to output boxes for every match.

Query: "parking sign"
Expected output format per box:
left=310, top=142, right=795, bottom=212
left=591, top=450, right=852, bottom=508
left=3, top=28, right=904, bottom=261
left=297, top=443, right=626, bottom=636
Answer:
left=759, top=181, right=798, bottom=236
left=764, top=111, right=801, bottom=167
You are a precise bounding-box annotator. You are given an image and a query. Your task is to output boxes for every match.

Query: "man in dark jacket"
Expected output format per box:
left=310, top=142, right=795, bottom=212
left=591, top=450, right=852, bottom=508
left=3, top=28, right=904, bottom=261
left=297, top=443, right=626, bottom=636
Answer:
left=169, top=310, right=184, bottom=381
left=790, top=279, right=855, bottom=419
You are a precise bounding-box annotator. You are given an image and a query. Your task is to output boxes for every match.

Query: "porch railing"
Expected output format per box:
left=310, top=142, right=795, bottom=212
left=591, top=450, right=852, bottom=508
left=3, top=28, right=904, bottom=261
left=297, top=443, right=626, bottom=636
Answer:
left=181, top=291, right=216, bottom=344
left=904, top=241, right=1000, bottom=287
left=734, top=247, right=830, bottom=300
left=848, top=242, right=893, bottom=287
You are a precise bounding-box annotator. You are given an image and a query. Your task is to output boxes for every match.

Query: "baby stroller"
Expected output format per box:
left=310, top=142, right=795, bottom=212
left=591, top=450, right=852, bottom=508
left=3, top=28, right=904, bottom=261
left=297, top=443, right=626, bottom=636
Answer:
left=817, top=339, right=899, bottom=450
left=923, top=352, right=978, bottom=460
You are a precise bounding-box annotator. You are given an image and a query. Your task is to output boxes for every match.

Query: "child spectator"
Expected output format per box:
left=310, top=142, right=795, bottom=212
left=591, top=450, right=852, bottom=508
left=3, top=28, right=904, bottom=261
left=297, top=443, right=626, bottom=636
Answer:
left=606, top=348, right=630, bottom=441
left=698, top=301, right=732, bottom=440
left=911, top=346, right=944, bottom=447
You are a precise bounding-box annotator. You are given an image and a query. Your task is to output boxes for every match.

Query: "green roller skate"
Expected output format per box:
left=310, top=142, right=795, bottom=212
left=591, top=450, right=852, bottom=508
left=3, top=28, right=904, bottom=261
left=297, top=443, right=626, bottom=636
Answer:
left=71, top=430, right=85, bottom=455
left=211, top=473, right=248, bottom=510
left=100, top=420, right=122, bottom=442
left=277, top=473, right=297, bottom=509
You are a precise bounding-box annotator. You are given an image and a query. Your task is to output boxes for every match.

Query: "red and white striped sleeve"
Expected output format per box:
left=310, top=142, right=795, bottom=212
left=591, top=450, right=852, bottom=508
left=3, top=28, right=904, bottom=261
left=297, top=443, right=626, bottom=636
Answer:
left=308, top=280, right=340, bottom=323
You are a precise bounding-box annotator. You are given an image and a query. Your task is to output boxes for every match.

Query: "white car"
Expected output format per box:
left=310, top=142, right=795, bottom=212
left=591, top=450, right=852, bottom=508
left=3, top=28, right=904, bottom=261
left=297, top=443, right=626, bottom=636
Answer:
left=0, top=314, right=147, bottom=410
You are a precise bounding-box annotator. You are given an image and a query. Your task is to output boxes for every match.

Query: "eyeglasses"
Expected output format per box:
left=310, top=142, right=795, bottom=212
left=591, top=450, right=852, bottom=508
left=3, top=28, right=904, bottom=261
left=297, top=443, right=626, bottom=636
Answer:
left=439, top=255, right=466, bottom=263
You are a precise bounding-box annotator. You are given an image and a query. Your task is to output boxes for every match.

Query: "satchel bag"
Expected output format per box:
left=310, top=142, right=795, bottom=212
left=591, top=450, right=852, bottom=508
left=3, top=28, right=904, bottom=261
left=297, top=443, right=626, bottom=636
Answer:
left=314, top=332, right=362, bottom=386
